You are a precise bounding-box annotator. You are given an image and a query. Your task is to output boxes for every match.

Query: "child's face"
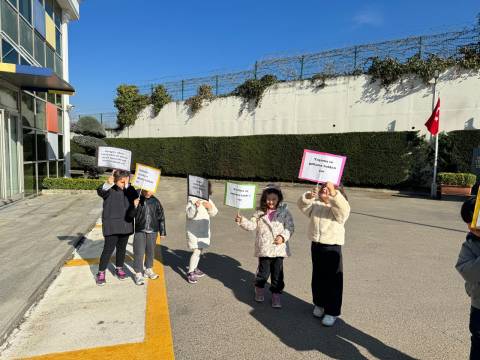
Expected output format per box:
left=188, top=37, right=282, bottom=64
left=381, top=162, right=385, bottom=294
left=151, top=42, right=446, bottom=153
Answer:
left=115, top=177, right=128, bottom=189
left=266, top=193, right=279, bottom=210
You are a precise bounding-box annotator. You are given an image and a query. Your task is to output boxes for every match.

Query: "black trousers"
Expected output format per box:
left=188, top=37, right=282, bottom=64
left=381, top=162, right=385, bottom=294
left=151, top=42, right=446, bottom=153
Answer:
left=311, top=242, right=343, bottom=316
left=99, top=234, right=130, bottom=272
left=470, top=306, right=480, bottom=360
left=255, top=257, right=285, bottom=293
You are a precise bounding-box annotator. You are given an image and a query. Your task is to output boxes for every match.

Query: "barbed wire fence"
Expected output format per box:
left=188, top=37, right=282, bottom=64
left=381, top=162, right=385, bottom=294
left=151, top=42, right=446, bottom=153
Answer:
left=73, top=24, right=480, bottom=129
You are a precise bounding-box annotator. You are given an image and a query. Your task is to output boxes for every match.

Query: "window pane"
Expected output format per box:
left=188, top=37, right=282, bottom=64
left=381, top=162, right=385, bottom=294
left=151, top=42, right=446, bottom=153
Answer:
left=58, top=160, right=64, bottom=177
left=2, top=0, right=19, bottom=42
left=38, top=161, right=47, bottom=189
left=19, top=0, right=31, bottom=23
left=55, top=27, right=61, bottom=54
left=53, top=1, right=60, bottom=28
left=20, top=56, right=30, bottom=65
left=55, top=54, right=62, bottom=77
left=55, top=93, right=61, bottom=106
left=58, top=134, right=63, bottom=159
left=47, top=93, right=55, bottom=103
left=46, top=45, right=54, bottom=71
left=22, top=93, right=35, bottom=127
left=35, top=99, right=45, bottom=129
left=7, top=0, right=17, bottom=8
left=36, top=91, right=46, bottom=100
left=0, top=86, right=18, bottom=110
left=34, top=32, right=45, bottom=65
left=23, top=127, right=35, bottom=161
left=2, top=39, right=18, bottom=64
left=57, top=108, right=63, bottom=132
left=23, top=163, right=37, bottom=195
left=44, top=0, right=52, bottom=17
left=20, top=18, right=33, bottom=55
left=34, top=0, right=45, bottom=37
left=36, top=132, right=46, bottom=160
left=48, top=161, right=57, bottom=177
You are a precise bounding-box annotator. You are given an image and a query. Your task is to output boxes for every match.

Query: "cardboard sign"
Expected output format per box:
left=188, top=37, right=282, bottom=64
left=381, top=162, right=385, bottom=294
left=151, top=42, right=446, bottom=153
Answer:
left=188, top=175, right=209, bottom=201
left=224, top=182, right=257, bottom=209
left=472, top=191, right=480, bottom=229
left=132, top=163, right=161, bottom=193
left=298, top=149, right=347, bottom=186
left=97, top=146, right=132, bottom=171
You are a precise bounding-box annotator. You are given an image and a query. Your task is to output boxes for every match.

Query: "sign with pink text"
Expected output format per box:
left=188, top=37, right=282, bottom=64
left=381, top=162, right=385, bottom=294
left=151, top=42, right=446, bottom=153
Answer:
left=298, top=150, right=347, bottom=186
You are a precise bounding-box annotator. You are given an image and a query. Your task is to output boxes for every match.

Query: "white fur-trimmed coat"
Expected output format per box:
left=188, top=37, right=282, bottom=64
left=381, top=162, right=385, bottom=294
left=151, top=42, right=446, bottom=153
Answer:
left=186, top=196, right=218, bottom=249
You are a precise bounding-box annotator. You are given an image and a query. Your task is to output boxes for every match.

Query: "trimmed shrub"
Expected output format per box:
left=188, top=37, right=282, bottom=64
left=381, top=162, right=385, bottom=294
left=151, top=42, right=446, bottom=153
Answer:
left=43, top=177, right=104, bottom=190
left=72, top=135, right=107, bottom=153
left=438, top=173, right=476, bottom=187
left=444, top=130, right=480, bottom=173
left=106, top=132, right=420, bottom=187
left=72, top=116, right=106, bottom=138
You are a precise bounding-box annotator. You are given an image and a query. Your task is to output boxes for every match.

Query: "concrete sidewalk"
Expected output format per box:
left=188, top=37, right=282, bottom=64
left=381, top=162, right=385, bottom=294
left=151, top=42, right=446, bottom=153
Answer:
left=0, top=193, right=102, bottom=344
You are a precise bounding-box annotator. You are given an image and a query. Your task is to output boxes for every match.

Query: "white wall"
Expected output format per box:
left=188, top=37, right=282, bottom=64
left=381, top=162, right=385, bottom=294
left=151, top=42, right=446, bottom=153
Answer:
left=107, top=68, right=480, bottom=138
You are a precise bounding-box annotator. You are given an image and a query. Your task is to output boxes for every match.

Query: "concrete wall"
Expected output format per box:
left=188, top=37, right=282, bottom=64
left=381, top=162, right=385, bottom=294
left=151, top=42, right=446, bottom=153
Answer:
left=107, top=68, right=480, bottom=138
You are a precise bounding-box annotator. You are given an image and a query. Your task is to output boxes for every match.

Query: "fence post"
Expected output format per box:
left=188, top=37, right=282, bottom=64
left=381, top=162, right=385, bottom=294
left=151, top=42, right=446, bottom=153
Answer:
left=299, top=56, right=305, bottom=80
left=418, top=36, right=423, bottom=58
left=353, top=46, right=358, bottom=71
left=254, top=61, right=258, bottom=79
left=181, top=80, right=184, bottom=100
left=215, top=75, right=219, bottom=96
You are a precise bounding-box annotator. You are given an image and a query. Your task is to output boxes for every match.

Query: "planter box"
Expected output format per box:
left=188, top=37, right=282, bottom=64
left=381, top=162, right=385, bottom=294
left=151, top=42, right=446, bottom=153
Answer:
left=440, top=185, right=472, bottom=196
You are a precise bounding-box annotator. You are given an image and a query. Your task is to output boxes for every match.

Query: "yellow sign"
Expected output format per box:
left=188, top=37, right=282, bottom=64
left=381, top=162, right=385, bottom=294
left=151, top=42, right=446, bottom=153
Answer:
left=472, top=191, right=480, bottom=229
left=132, top=163, right=161, bottom=193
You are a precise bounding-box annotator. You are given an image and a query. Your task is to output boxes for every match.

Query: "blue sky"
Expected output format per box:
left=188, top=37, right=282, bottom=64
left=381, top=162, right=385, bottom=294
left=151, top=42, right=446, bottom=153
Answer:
left=68, top=1, right=479, bottom=115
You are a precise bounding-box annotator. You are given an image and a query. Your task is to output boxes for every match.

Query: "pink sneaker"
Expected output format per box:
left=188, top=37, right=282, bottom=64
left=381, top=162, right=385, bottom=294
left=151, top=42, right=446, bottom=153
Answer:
left=254, top=287, right=265, bottom=302
left=187, top=272, right=198, bottom=284
left=96, top=271, right=106, bottom=286
left=115, top=267, right=127, bottom=281
left=272, top=293, right=282, bottom=308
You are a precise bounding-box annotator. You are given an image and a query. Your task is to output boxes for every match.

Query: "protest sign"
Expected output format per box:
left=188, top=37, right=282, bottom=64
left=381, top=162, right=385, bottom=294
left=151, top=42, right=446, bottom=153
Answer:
left=188, top=175, right=209, bottom=200
left=132, top=163, right=161, bottom=193
left=472, top=191, right=480, bottom=229
left=298, top=149, right=347, bottom=186
left=224, top=182, right=257, bottom=209
left=97, top=146, right=132, bottom=171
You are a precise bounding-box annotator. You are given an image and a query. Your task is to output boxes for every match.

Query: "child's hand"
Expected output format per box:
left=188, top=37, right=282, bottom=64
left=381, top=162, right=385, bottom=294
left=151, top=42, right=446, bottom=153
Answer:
left=235, top=214, right=242, bottom=223
left=311, top=187, right=320, bottom=199
left=274, top=235, right=285, bottom=245
left=325, top=182, right=337, bottom=197
left=133, top=198, right=140, bottom=208
left=107, top=175, right=114, bottom=185
left=195, top=200, right=202, bottom=207
left=203, top=201, right=212, bottom=209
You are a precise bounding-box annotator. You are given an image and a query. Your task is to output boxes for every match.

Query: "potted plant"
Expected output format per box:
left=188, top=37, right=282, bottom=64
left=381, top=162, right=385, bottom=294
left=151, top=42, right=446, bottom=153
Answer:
left=438, top=172, right=477, bottom=196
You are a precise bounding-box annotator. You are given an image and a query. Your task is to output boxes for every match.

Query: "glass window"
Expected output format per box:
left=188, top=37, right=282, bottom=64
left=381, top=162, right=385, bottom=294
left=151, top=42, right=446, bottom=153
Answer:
left=19, top=0, right=31, bottom=23
left=21, top=93, right=35, bottom=127
left=0, top=87, right=18, bottom=110
left=47, top=93, right=55, bottom=103
left=36, top=91, right=46, bottom=100
left=54, top=54, right=62, bottom=78
left=20, top=56, right=30, bottom=65
left=36, top=131, right=46, bottom=160
left=23, top=163, right=37, bottom=195
left=20, top=18, right=33, bottom=55
left=55, top=93, right=61, bottom=106
left=48, top=161, right=57, bottom=177
left=2, top=0, right=19, bottom=42
left=55, top=27, right=61, bottom=54
left=58, top=134, right=63, bottom=159
left=44, top=0, right=52, bottom=17
left=34, top=0, right=45, bottom=37
left=34, top=32, right=45, bottom=65
left=23, top=127, right=35, bottom=161
left=46, top=45, right=54, bottom=71
left=35, top=99, right=45, bottom=129
left=7, top=0, right=17, bottom=8
left=57, top=108, right=63, bottom=132
left=53, top=1, right=60, bottom=28
left=2, top=39, right=18, bottom=64
left=38, top=161, right=47, bottom=189
left=58, top=160, right=64, bottom=177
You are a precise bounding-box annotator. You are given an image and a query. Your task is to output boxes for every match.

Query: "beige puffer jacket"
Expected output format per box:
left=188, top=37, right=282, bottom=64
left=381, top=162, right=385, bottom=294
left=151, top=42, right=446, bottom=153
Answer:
left=238, top=203, right=294, bottom=258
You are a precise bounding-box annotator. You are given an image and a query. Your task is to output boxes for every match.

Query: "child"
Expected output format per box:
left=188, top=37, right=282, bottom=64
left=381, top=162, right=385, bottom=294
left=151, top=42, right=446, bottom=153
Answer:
left=186, top=181, right=218, bottom=284
left=455, top=197, right=480, bottom=360
left=297, top=181, right=350, bottom=326
left=128, top=190, right=166, bottom=285
left=96, top=170, right=137, bottom=286
left=235, top=184, right=294, bottom=308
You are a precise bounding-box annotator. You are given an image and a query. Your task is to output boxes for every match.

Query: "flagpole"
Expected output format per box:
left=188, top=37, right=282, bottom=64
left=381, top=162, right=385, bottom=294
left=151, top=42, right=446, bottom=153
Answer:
left=430, top=70, right=440, bottom=198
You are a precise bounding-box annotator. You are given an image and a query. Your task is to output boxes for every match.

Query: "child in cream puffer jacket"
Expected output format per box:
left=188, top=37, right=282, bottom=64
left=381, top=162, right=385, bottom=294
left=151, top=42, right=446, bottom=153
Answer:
left=297, top=181, right=350, bottom=327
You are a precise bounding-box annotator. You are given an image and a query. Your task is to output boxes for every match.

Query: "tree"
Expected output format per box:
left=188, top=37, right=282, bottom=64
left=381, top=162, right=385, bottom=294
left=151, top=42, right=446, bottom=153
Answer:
left=114, top=85, right=150, bottom=129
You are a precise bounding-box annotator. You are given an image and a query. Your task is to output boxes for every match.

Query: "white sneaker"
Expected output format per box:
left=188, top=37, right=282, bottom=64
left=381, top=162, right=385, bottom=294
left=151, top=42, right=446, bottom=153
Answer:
left=313, top=306, right=325, bottom=318
left=322, top=314, right=337, bottom=327
left=135, top=273, right=145, bottom=285
left=144, top=268, right=158, bottom=280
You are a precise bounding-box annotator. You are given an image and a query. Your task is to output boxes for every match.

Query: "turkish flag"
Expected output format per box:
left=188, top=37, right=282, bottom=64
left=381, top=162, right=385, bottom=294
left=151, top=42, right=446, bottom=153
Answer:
left=425, top=98, right=440, bottom=136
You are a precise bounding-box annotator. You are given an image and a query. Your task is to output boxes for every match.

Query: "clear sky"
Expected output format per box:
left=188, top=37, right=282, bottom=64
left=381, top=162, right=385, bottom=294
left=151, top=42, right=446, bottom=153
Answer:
left=68, top=1, right=479, bottom=116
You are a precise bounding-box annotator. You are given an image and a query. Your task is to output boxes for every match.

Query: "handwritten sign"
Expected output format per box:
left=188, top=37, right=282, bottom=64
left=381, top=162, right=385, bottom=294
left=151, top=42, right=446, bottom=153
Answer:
left=298, top=150, right=347, bottom=186
left=188, top=175, right=209, bottom=200
left=472, top=192, right=480, bottom=229
left=224, top=182, right=257, bottom=209
left=97, top=146, right=132, bottom=171
left=132, top=163, right=161, bottom=193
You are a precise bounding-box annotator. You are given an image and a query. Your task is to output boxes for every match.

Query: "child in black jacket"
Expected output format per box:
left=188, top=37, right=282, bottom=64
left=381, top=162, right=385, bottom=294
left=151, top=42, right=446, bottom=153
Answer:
left=128, top=190, right=166, bottom=285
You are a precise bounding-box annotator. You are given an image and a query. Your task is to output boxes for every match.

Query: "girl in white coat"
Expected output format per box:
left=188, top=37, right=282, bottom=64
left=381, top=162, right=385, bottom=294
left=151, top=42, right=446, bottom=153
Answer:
left=186, top=181, right=218, bottom=284
left=235, top=184, right=294, bottom=308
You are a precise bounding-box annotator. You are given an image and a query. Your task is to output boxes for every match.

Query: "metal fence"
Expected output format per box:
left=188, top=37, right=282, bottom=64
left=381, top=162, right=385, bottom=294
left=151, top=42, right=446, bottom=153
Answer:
left=70, top=112, right=118, bottom=130
left=76, top=25, right=480, bottom=127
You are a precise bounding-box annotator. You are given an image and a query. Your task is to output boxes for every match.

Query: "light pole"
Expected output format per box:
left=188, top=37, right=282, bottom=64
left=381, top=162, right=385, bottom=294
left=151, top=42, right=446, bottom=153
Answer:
left=430, top=69, right=440, bottom=198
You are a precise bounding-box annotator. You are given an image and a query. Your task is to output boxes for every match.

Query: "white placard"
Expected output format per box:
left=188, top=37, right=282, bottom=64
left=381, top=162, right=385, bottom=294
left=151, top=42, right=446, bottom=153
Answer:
left=224, top=182, right=257, bottom=209
left=188, top=175, right=209, bottom=200
left=97, top=146, right=132, bottom=171
left=298, top=150, right=347, bottom=186
left=132, top=163, right=161, bottom=192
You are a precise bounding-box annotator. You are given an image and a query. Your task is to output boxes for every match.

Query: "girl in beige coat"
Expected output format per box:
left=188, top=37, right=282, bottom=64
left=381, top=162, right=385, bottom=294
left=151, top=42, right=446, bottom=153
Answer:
left=236, top=184, right=294, bottom=308
left=297, top=181, right=350, bottom=327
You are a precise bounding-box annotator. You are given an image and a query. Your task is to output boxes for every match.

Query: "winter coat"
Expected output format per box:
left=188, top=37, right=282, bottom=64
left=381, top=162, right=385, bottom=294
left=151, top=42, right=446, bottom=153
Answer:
left=127, top=195, right=166, bottom=235
left=297, top=191, right=350, bottom=245
left=238, top=203, right=294, bottom=258
left=456, top=232, right=480, bottom=309
left=97, top=183, right=136, bottom=236
left=186, top=196, right=218, bottom=249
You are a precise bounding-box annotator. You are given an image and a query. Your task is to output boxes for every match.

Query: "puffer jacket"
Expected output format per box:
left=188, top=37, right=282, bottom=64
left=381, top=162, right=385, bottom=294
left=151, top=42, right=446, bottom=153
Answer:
left=127, top=195, right=166, bottom=235
left=456, top=232, right=480, bottom=309
left=238, top=203, right=294, bottom=258
left=186, top=196, right=218, bottom=249
left=97, top=183, right=136, bottom=237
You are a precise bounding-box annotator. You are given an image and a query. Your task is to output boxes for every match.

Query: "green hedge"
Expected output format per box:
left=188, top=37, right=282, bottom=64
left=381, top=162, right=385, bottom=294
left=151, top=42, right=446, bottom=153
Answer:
left=43, top=177, right=104, bottom=190
left=106, top=132, right=420, bottom=187
left=438, top=172, right=477, bottom=187
left=444, top=130, right=480, bottom=173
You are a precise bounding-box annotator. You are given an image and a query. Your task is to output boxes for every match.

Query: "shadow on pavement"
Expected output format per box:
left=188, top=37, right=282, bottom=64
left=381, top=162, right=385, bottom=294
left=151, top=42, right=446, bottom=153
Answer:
left=158, top=245, right=417, bottom=360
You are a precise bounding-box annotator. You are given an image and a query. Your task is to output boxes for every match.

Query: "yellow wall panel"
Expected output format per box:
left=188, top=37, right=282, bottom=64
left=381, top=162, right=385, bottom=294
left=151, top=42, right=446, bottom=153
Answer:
left=45, top=14, right=56, bottom=49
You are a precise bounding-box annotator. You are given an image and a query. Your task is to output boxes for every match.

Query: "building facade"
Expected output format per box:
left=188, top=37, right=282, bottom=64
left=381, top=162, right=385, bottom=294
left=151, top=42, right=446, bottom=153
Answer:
left=0, top=0, right=78, bottom=204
